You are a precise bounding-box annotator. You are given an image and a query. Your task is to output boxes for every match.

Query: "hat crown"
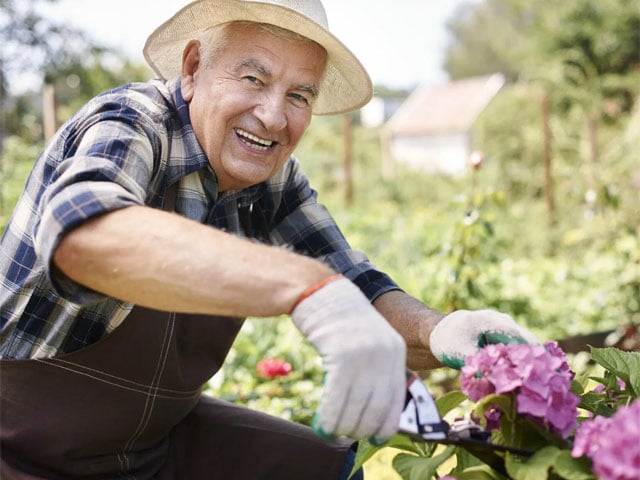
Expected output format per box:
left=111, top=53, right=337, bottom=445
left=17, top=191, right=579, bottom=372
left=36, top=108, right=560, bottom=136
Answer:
left=249, top=0, right=329, bottom=29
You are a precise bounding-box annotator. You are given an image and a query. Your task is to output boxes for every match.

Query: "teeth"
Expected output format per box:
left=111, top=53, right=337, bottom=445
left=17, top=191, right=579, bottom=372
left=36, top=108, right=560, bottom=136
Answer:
left=236, top=128, right=274, bottom=151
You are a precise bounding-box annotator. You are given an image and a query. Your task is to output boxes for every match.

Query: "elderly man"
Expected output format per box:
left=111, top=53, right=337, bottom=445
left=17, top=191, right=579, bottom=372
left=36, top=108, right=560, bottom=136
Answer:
left=0, top=0, right=538, bottom=478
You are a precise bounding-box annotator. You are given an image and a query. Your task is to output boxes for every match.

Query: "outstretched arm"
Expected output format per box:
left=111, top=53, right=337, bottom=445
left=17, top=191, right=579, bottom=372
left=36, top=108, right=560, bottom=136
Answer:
left=373, top=289, right=445, bottom=371
left=53, top=205, right=334, bottom=317
left=374, top=289, right=541, bottom=371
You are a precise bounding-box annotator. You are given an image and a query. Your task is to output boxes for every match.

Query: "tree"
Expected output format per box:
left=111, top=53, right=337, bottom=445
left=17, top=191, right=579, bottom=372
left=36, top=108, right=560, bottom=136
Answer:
left=444, top=0, right=639, bottom=114
left=0, top=0, right=151, bottom=216
left=1, top=0, right=88, bottom=94
left=443, top=0, right=536, bottom=82
left=1, top=0, right=152, bottom=136
left=441, top=0, right=639, bottom=263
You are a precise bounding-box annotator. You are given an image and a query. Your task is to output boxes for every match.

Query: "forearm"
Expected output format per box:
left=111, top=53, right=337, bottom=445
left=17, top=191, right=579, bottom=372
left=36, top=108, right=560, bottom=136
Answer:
left=53, top=205, right=334, bottom=316
left=373, top=290, right=445, bottom=371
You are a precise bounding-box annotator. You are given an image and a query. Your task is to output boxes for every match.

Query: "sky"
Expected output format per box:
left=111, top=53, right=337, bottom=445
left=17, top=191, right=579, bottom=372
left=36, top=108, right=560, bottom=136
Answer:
left=35, top=0, right=470, bottom=91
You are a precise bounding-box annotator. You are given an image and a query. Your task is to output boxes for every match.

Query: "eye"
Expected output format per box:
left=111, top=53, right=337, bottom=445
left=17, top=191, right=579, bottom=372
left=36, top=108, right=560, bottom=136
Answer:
left=289, top=92, right=311, bottom=108
left=243, top=75, right=263, bottom=86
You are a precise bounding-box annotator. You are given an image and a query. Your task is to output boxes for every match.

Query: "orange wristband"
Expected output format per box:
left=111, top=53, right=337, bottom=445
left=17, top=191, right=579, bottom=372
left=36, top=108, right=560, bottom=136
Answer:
left=290, top=274, right=344, bottom=313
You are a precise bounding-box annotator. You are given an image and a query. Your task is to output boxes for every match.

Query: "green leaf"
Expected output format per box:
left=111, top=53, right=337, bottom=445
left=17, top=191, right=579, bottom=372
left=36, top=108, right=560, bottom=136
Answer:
left=436, top=390, right=468, bottom=417
left=483, top=220, right=495, bottom=236
left=349, top=441, right=381, bottom=478
left=578, top=391, right=618, bottom=417
left=505, top=446, right=560, bottom=480
left=392, top=446, right=456, bottom=480
left=450, top=445, right=484, bottom=473
left=386, top=434, right=433, bottom=455
left=590, top=347, right=640, bottom=398
left=553, top=450, right=597, bottom=480
left=512, top=416, right=567, bottom=451
left=456, top=465, right=507, bottom=480
left=571, top=378, right=585, bottom=396
left=349, top=433, right=428, bottom=478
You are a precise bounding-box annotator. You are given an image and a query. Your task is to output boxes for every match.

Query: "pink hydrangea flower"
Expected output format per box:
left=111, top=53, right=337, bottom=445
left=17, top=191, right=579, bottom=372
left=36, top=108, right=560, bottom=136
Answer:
left=572, top=399, right=640, bottom=480
left=545, top=375, right=581, bottom=438
left=460, top=341, right=579, bottom=438
left=572, top=415, right=610, bottom=458
left=460, top=345, right=500, bottom=401
left=545, top=341, right=575, bottom=379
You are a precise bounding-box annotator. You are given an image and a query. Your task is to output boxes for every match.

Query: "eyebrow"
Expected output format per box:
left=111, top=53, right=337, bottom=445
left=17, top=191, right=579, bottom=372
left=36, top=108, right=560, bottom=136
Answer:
left=236, top=58, right=320, bottom=99
left=237, top=59, right=271, bottom=77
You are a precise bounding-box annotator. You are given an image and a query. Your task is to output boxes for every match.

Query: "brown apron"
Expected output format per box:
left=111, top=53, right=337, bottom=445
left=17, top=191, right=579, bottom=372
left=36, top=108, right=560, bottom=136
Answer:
left=0, top=308, right=352, bottom=479
left=0, top=185, right=353, bottom=479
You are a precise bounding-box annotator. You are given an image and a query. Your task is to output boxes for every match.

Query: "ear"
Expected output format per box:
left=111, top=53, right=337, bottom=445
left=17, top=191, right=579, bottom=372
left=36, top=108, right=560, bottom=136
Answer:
left=181, top=40, right=201, bottom=102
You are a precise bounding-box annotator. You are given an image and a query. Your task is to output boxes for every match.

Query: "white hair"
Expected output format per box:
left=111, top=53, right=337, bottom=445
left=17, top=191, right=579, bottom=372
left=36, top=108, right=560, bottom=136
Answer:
left=197, top=21, right=324, bottom=69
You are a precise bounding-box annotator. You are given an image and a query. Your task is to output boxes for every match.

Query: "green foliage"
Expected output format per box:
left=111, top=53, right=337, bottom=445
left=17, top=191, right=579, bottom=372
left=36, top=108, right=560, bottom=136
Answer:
left=0, top=136, right=41, bottom=229
left=445, top=0, right=640, bottom=92
left=2, top=0, right=95, bottom=95
left=505, top=447, right=595, bottom=480
left=444, top=1, right=534, bottom=81
left=589, top=347, right=640, bottom=398
left=350, top=434, right=431, bottom=479
left=393, top=446, right=457, bottom=480
left=203, top=317, right=324, bottom=425
left=52, top=59, right=152, bottom=122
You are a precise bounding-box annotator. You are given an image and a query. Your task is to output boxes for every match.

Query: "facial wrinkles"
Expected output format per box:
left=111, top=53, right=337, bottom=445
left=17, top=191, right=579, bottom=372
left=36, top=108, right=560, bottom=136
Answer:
left=188, top=24, right=325, bottom=191
left=237, top=58, right=319, bottom=102
left=229, top=58, right=314, bottom=147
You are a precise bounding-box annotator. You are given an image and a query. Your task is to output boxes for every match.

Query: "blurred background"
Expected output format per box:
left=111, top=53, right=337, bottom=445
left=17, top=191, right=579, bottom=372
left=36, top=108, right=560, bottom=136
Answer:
left=1, top=1, right=638, bottom=477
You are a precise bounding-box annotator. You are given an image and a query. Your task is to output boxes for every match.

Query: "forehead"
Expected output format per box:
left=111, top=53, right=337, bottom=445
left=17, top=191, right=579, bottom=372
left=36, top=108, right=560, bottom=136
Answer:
left=217, top=22, right=327, bottom=77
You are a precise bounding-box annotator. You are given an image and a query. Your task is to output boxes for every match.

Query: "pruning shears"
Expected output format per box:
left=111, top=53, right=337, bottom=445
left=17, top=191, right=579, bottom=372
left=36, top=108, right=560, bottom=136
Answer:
left=399, top=371, right=533, bottom=476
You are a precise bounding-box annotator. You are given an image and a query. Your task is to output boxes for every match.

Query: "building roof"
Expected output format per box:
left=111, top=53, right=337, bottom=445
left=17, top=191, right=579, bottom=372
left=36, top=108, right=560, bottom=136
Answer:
left=386, top=73, right=505, bottom=136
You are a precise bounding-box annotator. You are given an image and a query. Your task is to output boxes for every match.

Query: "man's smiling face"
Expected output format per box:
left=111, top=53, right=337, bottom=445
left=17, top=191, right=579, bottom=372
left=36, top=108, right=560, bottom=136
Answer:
left=181, top=23, right=327, bottom=192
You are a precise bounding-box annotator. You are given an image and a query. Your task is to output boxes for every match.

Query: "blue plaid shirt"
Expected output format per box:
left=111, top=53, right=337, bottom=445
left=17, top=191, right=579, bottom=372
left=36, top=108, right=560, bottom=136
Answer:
left=0, top=78, right=399, bottom=359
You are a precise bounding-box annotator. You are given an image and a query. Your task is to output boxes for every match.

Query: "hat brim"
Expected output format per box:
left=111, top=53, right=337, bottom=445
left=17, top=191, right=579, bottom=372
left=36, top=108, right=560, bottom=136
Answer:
left=143, top=0, right=372, bottom=115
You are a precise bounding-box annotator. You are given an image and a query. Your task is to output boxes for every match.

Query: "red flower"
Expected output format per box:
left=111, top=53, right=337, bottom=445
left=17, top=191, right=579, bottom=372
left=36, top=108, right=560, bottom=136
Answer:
left=257, top=358, right=292, bottom=379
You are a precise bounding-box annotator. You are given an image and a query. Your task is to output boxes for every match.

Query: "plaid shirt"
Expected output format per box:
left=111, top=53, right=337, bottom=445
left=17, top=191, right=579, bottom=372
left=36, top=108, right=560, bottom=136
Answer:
left=0, top=78, right=399, bottom=359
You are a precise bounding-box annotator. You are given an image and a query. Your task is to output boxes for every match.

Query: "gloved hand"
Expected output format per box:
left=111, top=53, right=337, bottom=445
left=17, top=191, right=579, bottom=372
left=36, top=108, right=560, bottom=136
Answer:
left=291, top=275, right=406, bottom=442
left=429, top=309, right=540, bottom=369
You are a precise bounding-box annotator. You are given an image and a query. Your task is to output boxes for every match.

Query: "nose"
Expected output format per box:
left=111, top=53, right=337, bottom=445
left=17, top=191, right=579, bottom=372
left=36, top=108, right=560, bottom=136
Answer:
left=254, top=93, right=288, bottom=132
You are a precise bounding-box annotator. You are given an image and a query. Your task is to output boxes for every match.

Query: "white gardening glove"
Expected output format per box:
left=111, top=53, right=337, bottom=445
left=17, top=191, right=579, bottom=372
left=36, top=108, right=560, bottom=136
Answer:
left=291, top=275, right=406, bottom=442
left=430, top=309, right=540, bottom=369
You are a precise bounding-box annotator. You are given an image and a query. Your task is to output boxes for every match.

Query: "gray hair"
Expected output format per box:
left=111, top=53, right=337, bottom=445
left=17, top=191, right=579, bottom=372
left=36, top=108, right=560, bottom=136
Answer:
left=197, top=21, right=324, bottom=69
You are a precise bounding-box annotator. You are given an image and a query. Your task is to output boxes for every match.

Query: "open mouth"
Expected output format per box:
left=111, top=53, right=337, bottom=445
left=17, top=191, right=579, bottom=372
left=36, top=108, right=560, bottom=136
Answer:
left=235, top=128, right=275, bottom=152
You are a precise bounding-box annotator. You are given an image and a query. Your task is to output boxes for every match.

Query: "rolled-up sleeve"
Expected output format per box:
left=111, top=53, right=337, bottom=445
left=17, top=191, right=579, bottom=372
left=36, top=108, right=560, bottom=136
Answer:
left=34, top=112, right=161, bottom=303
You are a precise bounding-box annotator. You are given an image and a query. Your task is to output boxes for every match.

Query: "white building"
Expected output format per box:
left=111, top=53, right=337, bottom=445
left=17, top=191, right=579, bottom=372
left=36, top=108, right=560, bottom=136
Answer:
left=382, top=73, right=505, bottom=177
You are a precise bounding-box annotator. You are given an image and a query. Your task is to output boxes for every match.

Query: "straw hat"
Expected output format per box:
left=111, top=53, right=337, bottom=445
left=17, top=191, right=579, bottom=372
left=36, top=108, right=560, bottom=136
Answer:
left=143, top=0, right=373, bottom=115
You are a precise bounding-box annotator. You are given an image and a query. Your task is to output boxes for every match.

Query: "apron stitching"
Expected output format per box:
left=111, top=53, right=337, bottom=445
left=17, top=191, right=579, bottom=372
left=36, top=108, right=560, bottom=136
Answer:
left=34, top=359, right=199, bottom=399
left=119, top=314, right=177, bottom=475
left=41, top=358, right=202, bottom=395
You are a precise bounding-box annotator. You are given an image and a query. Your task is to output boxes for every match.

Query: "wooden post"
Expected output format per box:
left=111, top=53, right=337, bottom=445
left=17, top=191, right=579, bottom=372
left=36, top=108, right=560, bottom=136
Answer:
left=343, top=113, right=354, bottom=207
left=43, top=83, right=57, bottom=142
